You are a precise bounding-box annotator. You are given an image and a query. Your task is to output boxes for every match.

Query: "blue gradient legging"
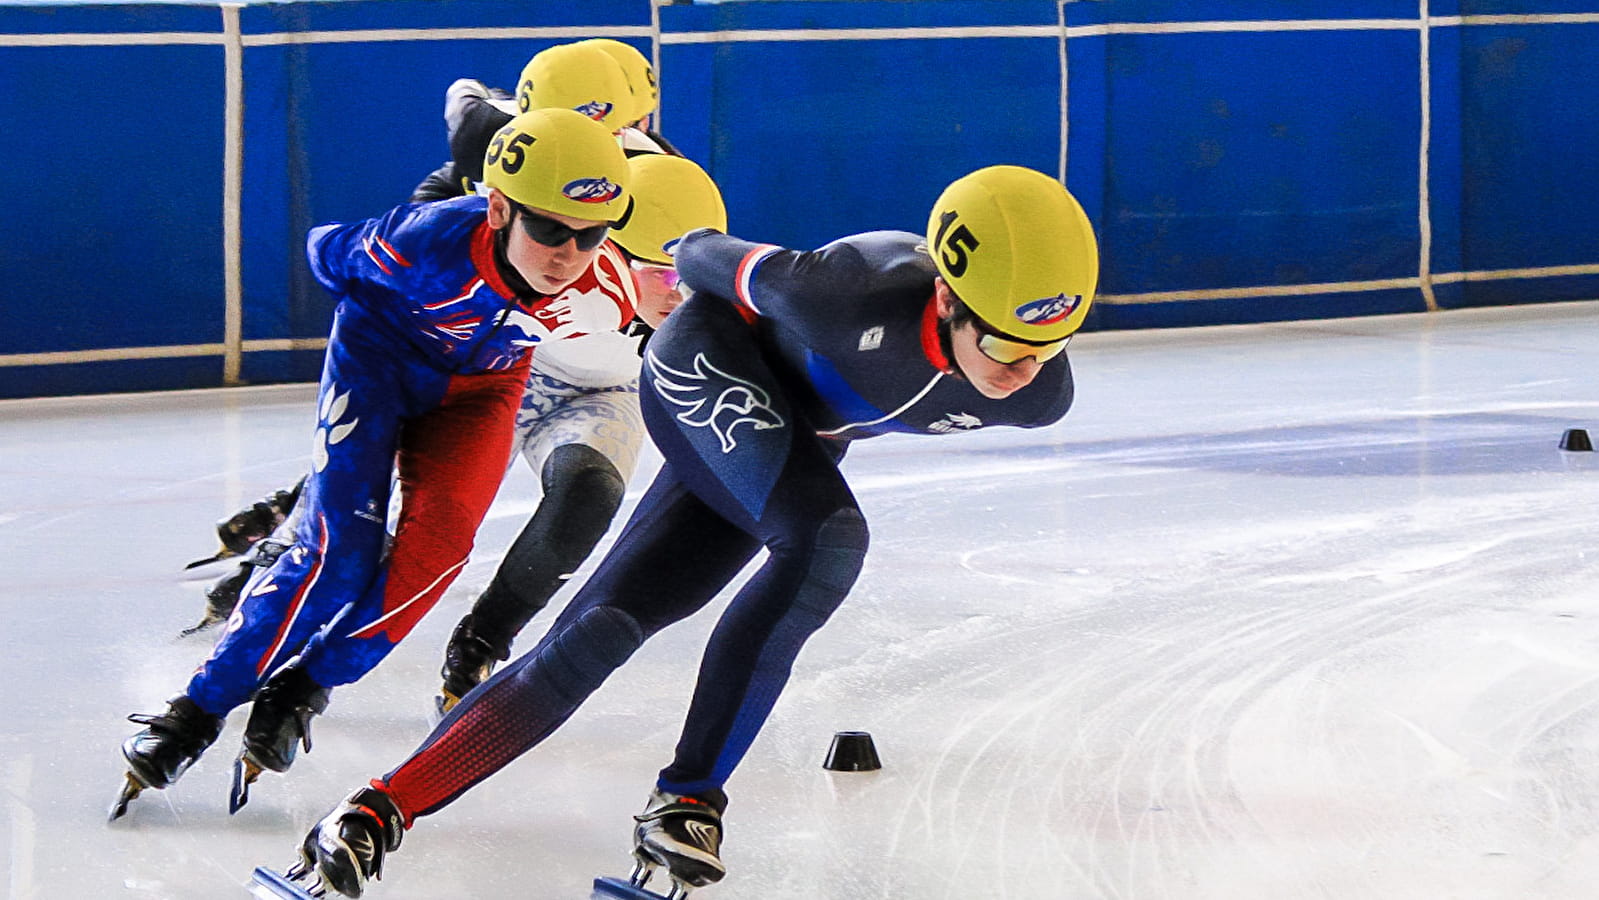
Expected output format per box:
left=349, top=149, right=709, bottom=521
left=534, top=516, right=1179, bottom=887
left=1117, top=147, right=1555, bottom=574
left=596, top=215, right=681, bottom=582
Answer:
left=380, top=294, right=870, bottom=822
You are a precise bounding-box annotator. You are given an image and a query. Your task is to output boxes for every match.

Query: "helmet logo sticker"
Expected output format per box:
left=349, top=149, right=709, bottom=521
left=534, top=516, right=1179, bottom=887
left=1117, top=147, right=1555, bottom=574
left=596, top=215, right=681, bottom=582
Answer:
left=573, top=100, right=615, bottom=121
left=563, top=177, right=624, bottom=204
left=646, top=351, right=786, bottom=453
left=932, top=209, right=981, bottom=277
left=1015, top=293, right=1083, bottom=327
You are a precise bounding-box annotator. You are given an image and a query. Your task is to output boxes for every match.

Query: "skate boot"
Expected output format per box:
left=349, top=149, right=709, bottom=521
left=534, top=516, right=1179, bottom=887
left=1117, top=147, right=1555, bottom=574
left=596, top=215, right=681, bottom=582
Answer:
left=630, top=787, right=729, bottom=895
left=434, top=617, right=509, bottom=717
left=283, top=785, right=405, bottom=898
left=109, top=694, right=223, bottom=820
left=186, top=477, right=304, bottom=569
left=180, top=563, right=250, bottom=636
left=230, top=661, right=330, bottom=813
left=218, top=479, right=304, bottom=556
left=180, top=537, right=291, bottom=636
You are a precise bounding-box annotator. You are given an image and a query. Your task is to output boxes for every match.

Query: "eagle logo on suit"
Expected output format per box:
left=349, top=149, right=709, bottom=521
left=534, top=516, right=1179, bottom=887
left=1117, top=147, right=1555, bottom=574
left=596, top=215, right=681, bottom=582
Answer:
left=646, top=351, right=786, bottom=453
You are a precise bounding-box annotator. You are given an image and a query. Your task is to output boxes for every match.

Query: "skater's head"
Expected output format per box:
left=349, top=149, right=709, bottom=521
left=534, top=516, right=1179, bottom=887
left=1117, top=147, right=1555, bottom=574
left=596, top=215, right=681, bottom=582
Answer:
left=482, top=108, right=630, bottom=295
left=516, top=42, right=633, bottom=132
left=609, top=154, right=727, bottom=326
left=576, top=38, right=659, bottom=128
left=928, top=165, right=1099, bottom=399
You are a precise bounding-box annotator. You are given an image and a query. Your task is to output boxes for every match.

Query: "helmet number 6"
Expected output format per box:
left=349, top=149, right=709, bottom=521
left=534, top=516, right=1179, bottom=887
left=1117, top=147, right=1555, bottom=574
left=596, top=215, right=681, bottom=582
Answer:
left=933, top=210, right=980, bottom=278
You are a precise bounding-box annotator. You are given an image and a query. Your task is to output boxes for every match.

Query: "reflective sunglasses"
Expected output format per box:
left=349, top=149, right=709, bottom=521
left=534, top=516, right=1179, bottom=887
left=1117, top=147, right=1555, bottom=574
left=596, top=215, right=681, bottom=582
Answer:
left=509, top=201, right=610, bottom=251
left=971, top=316, right=1072, bottom=365
left=629, top=259, right=680, bottom=290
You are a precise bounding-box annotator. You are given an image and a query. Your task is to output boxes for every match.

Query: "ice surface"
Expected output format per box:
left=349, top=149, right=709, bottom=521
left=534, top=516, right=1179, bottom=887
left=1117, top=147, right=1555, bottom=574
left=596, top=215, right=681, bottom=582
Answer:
left=3, top=301, right=1597, bottom=899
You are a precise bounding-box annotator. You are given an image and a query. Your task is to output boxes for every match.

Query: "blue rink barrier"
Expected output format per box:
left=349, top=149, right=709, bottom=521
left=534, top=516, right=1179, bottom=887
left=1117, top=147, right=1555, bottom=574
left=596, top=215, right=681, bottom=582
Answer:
left=3, top=0, right=1598, bottom=398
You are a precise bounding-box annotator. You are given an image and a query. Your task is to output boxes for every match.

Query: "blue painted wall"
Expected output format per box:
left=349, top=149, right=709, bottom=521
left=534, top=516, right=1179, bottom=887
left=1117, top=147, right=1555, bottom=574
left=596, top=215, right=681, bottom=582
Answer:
left=3, top=0, right=1597, bottom=397
left=0, top=4, right=229, bottom=394
left=234, top=0, right=653, bottom=385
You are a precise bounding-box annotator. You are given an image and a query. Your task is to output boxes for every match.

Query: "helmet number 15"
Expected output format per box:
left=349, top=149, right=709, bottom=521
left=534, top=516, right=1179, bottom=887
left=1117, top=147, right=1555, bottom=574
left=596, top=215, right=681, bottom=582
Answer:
left=933, top=210, right=980, bottom=277
left=486, top=130, right=537, bottom=175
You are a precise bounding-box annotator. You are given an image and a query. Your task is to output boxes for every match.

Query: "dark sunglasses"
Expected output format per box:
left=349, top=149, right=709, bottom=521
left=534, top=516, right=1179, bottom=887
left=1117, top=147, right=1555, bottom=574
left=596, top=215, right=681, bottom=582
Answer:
left=508, top=200, right=610, bottom=251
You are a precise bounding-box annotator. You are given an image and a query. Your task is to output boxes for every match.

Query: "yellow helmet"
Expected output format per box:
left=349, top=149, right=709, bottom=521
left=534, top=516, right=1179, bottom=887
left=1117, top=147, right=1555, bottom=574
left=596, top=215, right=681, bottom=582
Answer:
left=515, top=42, right=631, bottom=129
left=577, top=38, right=659, bottom=124
left=609, top=154, right=727, bottom=264
left=927, top=165, right=1099, bottom=341
left=481, top=108, right=630, bottom=221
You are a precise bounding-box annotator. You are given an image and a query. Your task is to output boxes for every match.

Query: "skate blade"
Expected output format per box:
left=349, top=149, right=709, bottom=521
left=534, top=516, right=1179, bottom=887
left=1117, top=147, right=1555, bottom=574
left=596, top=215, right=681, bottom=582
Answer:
left=250, top=866, right=321, bottom=899
left=634, top=846, right=719, bottom=894
left=107, top=773, right=146, bottom=822
left=178, top=611, right=227, bottom=638
left=183, top=547, right=239, bottom=571
left=593, top=875, right=689, bottom=900
left=229, top=756, right=264, bottom=814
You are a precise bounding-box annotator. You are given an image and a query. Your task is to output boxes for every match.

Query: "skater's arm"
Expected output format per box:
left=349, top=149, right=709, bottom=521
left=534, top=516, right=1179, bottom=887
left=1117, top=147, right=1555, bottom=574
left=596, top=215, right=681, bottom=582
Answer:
left=306, top=206, right=433, bottom=301
left=673, top=228, right=870, bottom=332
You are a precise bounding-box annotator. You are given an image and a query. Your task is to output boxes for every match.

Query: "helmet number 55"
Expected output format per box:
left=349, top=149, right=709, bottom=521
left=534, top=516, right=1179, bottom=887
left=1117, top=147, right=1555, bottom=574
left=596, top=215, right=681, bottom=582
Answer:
left=933, top=210, right=980, bottom=278
left=486, top=131, right=538, bottom=175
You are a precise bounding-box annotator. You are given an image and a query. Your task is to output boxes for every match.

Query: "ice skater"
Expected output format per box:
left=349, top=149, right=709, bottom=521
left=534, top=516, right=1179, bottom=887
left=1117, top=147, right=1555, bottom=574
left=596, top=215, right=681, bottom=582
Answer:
left=186, top=37, right=671, bottom=630
left=279, top=164, right=1100, bottom=898
left=112, top=108, right=635, bottom=820
left=412, top=38, right=674, bottom=204
left=185, top=40, right=691, bottom=720
left=435, top=151, right=723, bottom=717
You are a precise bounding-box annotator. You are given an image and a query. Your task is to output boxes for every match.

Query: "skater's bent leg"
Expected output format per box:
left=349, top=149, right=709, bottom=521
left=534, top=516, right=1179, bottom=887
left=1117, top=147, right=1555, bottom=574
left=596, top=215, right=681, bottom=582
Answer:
left=377, top=475, right=762, bottom=824
left=436, top=382, right=644, bottom=705
left=467, top=443, right=628, bottom=654
left=660, top=503, right=868, bottom=794
left=299, top=365, right=526, bottom=688
left=386, top=602, right=646, bottom=822
left=183, top=319, right=412, bottom=715
left=632, top=293, right=870, bottom=794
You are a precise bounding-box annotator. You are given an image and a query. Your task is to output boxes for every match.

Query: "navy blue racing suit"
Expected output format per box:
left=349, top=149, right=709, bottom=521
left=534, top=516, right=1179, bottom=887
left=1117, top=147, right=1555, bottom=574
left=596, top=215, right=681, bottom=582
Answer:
left=376, top=227, right=1075, bottom=820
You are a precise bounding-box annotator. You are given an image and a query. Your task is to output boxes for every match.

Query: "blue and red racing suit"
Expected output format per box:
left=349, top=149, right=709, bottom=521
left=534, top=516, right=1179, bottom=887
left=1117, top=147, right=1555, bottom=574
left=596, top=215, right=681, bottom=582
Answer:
left=184, top=196, right=636, bottom=714
left=370, top=227, right=1074, bottom=822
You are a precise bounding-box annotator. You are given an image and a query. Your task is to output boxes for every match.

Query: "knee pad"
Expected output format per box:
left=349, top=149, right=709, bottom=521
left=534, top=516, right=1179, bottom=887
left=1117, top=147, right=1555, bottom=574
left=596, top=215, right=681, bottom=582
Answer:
left=542, top=443, right=625, bottom=502
left=541, top=605, right=646, bottom=700
left=792, top=508, right=870, bottom=621
left=812, top=507, right=869, bottom=586
left=540, top=444, right=627, bottom=552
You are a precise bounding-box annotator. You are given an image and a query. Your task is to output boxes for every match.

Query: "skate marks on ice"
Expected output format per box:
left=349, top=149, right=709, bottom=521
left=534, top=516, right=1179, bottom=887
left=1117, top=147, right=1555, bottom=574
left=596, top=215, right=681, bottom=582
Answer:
left=12, top=304, right=1599, bottom=899
left=746, top=474, right=1599, bottom=898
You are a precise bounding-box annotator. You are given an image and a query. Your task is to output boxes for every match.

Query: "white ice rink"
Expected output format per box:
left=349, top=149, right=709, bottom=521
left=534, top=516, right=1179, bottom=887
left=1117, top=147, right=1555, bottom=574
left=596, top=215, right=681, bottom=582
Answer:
left=4, top=301, right=1599, bottom=900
